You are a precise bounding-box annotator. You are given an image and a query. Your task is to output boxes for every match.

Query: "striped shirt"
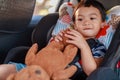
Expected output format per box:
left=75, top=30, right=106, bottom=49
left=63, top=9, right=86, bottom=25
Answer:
left=91, top=39, right=106, bottom=58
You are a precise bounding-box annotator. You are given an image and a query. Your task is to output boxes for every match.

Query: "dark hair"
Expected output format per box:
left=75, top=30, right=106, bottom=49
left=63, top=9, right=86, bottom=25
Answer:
left=72, top=0, right=106, bottom=22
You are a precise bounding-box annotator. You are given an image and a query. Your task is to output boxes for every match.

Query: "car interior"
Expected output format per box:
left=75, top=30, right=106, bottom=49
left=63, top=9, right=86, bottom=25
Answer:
left=0, top=0, right=120, bottom=80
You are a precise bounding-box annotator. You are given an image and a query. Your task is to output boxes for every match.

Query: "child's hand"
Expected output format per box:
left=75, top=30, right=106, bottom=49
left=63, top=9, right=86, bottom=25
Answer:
left=54, top=30, right=64, bottom=42
left=64, top=29, right=88, bottom=49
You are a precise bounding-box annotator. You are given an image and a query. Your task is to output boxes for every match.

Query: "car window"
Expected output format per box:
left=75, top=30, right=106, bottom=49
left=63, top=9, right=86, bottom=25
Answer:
left=33, top=0, right=61, bottom=16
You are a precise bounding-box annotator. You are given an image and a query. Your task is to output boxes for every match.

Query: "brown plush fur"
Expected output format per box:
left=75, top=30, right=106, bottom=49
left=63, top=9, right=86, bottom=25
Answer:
left=7, top=65, right=50, bottom=80
left=7, top=29, right=78, bottom=80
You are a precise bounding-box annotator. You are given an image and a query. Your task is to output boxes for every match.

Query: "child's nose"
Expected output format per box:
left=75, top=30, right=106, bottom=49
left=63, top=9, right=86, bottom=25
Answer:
left=83, top=20, right=90, bottom=26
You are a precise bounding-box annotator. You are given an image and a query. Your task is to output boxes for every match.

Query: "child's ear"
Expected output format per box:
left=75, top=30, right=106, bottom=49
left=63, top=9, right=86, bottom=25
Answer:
left=101, top=21, right=107, bottom=28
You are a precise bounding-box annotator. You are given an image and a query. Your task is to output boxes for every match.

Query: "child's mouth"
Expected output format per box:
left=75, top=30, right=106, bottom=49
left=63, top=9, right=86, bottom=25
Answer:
left=83, top=28, right=92, bottom=30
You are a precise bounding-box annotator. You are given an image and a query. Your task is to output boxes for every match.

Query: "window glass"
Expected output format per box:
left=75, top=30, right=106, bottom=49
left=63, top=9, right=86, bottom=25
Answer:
left=33, top=0, right=60, bottom=16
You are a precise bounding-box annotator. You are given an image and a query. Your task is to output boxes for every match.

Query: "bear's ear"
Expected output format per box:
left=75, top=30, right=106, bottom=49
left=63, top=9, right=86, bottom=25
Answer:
left=25, top=43, right=38, bottom=65
left=7, top=74, right=16, bottom=80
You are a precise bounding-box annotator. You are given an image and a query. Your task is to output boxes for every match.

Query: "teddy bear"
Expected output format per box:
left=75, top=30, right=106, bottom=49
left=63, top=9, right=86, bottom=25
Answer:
left=7, top=65, right=50, bottom=80
left=7, top=29, right=78, bottom=80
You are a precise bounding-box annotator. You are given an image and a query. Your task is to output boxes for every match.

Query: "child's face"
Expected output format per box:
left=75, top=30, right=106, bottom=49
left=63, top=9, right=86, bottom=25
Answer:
left=74, top=6, right=105, bottom=39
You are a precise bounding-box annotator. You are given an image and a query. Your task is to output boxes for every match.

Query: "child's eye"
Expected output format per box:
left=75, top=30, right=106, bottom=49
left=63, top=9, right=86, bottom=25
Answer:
left=90, top=17, right=96, bottom=20
left=78, top=18, right=83, bottom=21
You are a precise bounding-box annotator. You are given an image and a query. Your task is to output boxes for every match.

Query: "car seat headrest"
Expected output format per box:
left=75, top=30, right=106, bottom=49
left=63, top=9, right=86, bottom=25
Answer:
left=0, top=0, right=36, bottom=32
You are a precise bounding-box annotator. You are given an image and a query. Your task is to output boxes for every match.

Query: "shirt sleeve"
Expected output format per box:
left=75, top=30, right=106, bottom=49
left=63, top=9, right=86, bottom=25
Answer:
left=92, top=41, right=107, bottom=58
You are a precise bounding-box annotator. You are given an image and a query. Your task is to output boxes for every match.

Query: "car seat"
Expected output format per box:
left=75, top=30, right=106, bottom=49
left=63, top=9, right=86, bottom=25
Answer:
left=0, top=0, right=36, bottom=63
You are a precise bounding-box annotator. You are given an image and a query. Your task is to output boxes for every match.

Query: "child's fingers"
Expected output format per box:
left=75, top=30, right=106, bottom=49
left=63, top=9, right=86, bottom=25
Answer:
left=59, top=30, right=64, bottom=36
left=66, top=29, right=80, bottom=36
left=54, top=30, right=65, bottom=42
left=54, top=34, right=62, bottom=42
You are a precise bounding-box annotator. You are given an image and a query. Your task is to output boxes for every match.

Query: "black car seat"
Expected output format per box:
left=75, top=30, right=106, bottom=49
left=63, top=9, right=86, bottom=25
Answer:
left=0, top=0, right=36, bottom=63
